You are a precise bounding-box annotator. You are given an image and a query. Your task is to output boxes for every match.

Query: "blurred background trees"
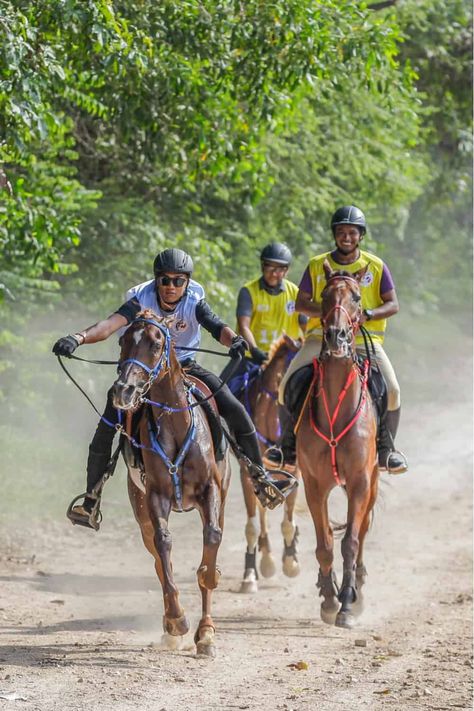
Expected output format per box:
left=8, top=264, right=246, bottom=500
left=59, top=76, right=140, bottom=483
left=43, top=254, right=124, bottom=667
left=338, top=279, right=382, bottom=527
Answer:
left=0, top=0, right=472, bottom=421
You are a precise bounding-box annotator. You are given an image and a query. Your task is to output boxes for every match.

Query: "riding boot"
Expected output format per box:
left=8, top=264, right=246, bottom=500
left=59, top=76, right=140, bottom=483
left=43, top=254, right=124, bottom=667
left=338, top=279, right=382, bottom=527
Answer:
left=378, top=407, right=408, bottom=474
left=263, top=405, right=297, bottom=471
left=236, top=430, right=298, bottom=509
left=67, top=449, right=111, bottom=530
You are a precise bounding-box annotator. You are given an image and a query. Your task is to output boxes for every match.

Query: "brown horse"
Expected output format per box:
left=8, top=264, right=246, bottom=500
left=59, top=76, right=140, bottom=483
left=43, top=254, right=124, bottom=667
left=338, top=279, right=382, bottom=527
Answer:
left=296, top=261, right=378, bottom=629
left=238, top=334, right=303, bottom=593
left=112, top=310, right=231, bottom=656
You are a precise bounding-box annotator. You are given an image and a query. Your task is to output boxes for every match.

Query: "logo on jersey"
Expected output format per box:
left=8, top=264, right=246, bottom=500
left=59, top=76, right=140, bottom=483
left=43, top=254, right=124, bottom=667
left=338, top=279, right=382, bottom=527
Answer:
left=360, top=270, right=373, bottom=287
left=285, top=300, right=296, bottom=315
left=174, top=318, right=188, bottom=332
left=256, top=304, right=270, bottom=312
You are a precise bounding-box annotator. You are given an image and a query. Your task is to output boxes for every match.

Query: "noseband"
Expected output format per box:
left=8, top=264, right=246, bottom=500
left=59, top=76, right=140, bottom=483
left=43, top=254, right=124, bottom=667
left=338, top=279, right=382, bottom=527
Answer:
left=118, top=318, right=171, bottom=394
left=321, top=276, right=361, bottom=354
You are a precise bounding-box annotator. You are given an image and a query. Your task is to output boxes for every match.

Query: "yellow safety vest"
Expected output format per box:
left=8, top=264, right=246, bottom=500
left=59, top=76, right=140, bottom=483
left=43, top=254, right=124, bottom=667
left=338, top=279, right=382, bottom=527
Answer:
left=239, top=277, right=302, bottom=351
left=306, top=250, right=388, bottom=345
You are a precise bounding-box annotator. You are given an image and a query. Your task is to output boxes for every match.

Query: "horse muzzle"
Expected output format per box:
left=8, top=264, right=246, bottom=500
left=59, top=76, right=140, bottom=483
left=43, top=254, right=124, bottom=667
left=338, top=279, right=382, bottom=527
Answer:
left=324, top=326, right=352, bottom=358
left=112, top=380, right=146, bottom=411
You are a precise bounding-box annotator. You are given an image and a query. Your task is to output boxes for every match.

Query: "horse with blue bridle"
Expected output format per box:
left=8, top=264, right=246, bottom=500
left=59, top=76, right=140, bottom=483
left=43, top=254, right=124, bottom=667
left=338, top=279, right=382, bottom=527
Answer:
left=112, top=309, right=231, bottom=657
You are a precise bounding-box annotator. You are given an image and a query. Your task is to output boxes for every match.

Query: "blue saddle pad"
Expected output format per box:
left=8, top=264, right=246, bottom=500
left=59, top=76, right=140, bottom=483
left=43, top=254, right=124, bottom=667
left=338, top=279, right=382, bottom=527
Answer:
left=227, top=362, right=260, bottom=398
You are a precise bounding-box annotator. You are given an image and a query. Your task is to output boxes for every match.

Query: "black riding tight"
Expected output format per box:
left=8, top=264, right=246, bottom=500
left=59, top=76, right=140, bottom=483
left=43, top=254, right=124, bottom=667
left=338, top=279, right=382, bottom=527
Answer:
left=86, top=362, right=261, bottom=492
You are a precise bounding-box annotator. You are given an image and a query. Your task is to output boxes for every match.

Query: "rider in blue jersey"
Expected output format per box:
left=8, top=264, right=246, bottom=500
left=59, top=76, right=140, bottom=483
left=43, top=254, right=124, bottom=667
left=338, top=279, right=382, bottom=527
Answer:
left=53, top=249, right=296, bottom=529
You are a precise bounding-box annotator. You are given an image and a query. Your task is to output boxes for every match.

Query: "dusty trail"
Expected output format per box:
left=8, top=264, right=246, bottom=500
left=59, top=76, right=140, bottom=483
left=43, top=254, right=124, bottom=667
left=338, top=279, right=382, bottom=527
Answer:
left=0, top=393, right=472, bottom=710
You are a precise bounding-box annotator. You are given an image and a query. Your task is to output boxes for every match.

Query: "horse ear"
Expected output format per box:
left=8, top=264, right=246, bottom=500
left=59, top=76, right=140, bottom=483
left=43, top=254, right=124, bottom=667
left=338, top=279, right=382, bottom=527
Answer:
left=323, top=259, right=333, bottom=281
left=353, top=265, right=368, bottom=282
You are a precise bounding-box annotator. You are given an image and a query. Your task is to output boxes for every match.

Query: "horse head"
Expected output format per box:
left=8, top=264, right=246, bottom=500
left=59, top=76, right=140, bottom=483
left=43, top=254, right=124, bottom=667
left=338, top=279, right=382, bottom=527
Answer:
left=321, top=259, right=366, bottom=358
left=112, top=310, right=173, bottom=410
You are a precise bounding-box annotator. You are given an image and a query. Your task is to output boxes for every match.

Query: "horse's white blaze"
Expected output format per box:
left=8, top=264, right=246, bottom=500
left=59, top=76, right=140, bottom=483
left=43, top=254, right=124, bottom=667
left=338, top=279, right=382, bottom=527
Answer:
left=133, top=327, right=144, bottom=345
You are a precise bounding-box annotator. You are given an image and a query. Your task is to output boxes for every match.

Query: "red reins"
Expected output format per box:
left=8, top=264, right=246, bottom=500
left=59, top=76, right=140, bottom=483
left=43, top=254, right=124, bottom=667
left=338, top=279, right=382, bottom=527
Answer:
left=309, top=357, right=370, bottom=486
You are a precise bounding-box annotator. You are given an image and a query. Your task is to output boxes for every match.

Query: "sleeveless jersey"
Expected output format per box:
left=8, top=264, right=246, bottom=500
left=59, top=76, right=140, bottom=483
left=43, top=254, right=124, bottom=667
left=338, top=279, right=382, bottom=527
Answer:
left=125, top=278, right=205, bottom=361
left=306, top=250, right=388, bottom=344
left=240, top=277, right=301, bottom=351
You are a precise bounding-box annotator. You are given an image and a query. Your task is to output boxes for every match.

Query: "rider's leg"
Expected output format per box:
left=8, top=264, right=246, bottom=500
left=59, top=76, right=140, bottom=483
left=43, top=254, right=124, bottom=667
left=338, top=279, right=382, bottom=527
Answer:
left=358, top=343, right=407, bottom=474
left=265, top=336, right=322, bottom=469
left=71, top=388, right=117, bottom=520
left=185, top=362, right=296, bottom=504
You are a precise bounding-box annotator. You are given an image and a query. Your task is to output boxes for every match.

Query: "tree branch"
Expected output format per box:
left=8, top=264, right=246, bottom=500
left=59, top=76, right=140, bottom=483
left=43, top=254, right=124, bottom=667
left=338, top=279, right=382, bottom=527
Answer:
left=368, top=0, right=400, bottom=10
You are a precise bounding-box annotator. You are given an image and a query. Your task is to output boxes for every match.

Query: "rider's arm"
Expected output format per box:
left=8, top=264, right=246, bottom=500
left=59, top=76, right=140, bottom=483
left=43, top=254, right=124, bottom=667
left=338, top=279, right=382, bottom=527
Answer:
left=295, top=266, right=322, bottom=318
left=361, top=289, right=399, bottom=324
left=196, top=299, right=227, bottom=341
left=360, top=264, right=399, bottom=324
left=76, top=312, right=128, bottom=345
left=236, top=286, right=258, bottom=350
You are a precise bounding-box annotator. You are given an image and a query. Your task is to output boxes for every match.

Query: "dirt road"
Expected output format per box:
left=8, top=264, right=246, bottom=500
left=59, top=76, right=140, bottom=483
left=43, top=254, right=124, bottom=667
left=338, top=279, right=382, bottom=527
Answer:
left=0, top=392, right=472, bottom=710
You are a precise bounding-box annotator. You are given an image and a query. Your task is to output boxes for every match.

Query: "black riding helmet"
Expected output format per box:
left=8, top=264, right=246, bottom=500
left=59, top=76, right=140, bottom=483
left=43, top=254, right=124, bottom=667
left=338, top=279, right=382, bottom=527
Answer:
left=331, top=206, right=367, bottom=236
left=153, top=248, right=194, bottom=276
left=260, top=242, right=292, bottom=266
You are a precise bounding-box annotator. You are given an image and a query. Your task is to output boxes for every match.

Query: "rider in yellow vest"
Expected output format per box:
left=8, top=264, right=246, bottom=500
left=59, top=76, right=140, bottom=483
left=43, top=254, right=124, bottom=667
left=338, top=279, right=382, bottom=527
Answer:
left=265, top=206, right=408, bottom=475
left=221, top=243, right=306, bottom=386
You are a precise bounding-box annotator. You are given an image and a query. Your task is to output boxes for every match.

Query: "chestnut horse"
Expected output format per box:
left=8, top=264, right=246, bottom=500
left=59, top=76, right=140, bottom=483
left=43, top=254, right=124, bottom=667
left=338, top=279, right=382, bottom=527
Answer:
left=112, top=310, right=231, bottom=656
left=296, top=261, right=378, bottom=629
left=238, top=334, right=302, bottom=593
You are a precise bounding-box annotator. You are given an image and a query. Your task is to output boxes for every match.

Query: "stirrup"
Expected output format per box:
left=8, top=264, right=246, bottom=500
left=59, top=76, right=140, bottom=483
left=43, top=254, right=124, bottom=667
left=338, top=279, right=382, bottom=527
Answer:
left=251, top=467, right=298, bottom=510
left=378, top=450, right=408, bottom=475
left=263, top=447, right=297, bottom=474
left=66, top=493, right=102, bottom=531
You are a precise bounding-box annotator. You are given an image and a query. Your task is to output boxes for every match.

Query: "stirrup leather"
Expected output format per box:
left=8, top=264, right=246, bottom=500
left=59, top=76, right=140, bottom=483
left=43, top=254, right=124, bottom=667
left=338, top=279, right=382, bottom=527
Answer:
left=66, top=493, right=102, bottom=531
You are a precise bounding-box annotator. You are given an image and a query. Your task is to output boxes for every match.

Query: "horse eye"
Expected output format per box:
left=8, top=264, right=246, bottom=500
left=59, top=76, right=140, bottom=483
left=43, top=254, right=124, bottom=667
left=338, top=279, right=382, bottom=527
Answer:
left=353, top=294, right=361, bottom=303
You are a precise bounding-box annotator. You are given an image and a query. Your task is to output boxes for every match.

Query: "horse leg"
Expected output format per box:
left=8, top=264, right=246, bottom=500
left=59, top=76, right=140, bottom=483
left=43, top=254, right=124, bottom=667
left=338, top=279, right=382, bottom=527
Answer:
left=336, top=478, right=372, bottom=629
left=148, top=489, right=189, bottom=637
left=258, top=501, right=276, bottom=579
left=239, top=462, right=260, bottom=593
left=281, top=480, right=300, bottom=578
left=304, top=477, right=340, bottom=624
left=352, top=468, right=379, bottom=616
left=195, top=481, right=223, bottom=658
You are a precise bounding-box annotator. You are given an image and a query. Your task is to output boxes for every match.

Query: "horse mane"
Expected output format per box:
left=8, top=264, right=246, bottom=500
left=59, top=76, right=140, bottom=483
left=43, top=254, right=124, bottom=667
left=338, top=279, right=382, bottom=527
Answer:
left=135, top=309, right=174, bottom=330
left=263, top=335, right=287, bottom=368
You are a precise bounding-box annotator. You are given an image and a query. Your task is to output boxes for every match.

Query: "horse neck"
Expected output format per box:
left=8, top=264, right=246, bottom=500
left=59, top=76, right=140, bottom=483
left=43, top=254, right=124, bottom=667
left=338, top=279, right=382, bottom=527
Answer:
left=320, top=355, right=360, bottom=412
left=149, top=352, right=191, bottom=435
left=261, top=352, right=286, bottom=394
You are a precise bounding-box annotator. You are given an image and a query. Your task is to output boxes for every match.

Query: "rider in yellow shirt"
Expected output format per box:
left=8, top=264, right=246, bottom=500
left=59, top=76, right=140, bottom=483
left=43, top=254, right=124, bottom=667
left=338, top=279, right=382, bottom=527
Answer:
left=221, top=243, right=306, bottom=386
left=266, top=206, right=408, bottom=475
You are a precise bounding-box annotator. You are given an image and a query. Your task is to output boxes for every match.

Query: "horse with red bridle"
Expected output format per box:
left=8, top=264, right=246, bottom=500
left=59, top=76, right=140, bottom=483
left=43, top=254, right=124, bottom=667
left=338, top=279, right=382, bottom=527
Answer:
left=112, top=309, right=231, bottom=656
left=237, top=334, right=303, bottom=593
left=296, top=261, right=378, bottom=629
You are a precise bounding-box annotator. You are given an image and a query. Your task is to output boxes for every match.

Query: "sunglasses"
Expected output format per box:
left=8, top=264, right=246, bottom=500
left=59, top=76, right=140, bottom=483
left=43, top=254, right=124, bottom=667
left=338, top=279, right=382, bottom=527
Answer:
left=156, top=276, right=188, bottom=287
left=262, top=263, right=287, bottom=273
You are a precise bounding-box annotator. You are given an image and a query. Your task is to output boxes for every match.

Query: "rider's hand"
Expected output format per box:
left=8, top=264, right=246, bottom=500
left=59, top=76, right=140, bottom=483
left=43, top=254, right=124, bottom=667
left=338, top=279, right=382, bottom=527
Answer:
left=250, top=346, right=268, bottom=365
left=229, top=335, right=248, bottom=359
left=52, top=334, right=81, bottom=357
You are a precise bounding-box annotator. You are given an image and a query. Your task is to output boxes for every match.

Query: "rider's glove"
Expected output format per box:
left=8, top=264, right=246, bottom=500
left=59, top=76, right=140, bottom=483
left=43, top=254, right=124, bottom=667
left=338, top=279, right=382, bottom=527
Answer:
left=250, top=346, right=268, bottom=365
left=52, top=334, right=82, bottom=357
left=229, top=335, right=248, bottom=360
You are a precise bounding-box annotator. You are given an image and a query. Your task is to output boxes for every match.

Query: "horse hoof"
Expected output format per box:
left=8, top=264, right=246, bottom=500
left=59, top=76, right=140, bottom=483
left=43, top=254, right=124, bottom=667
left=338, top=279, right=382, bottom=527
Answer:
left=320, top=599, right=340, bottom=625
left=239, top=570, right=258, bottom=595
left=196, top=640, right=216, bottom=658
left=165, top=614, right=190, bottom=637
left=260, top=553, right=276, bottom=579
left=282, top=556, right=300, bottom=578
left=335, top=610, right=355, bottom=629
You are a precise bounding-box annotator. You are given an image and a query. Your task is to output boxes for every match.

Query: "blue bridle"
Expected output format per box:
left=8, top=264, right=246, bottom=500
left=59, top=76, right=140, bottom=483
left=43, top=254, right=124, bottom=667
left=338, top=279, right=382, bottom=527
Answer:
left=115, top=316, right=195, bottom=511
left=118, top=317, right=172, bottom=389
